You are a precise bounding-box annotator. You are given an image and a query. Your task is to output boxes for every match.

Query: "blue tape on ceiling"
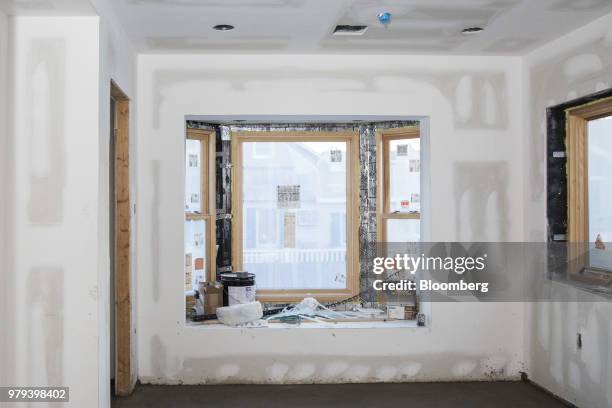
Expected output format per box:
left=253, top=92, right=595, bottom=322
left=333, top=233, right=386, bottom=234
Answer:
left=377, top=12, right=391, bottom=27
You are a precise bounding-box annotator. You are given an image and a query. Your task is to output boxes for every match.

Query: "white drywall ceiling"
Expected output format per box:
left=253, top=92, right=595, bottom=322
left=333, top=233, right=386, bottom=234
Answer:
left=105, top=0, right=612, bottom=55
left=0, top=0, right=94, bottom=15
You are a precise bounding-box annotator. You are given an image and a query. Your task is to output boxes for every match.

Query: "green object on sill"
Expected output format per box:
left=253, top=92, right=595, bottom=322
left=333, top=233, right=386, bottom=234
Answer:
left=278, top=315, right=302, bottom=324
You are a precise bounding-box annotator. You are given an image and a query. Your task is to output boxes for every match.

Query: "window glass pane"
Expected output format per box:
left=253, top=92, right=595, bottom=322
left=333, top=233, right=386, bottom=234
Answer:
left=588, top=116, right=612, bottom=243
left=185, top=219, right=207, bottom=291
left=386, top=218, right=420, bottom=242
left=242, top=141, right=347, bottom=290
left=185, top=139, right=202, bottom=213
left=389, top=138, right=420, bottom=213
left=588, top=115, right=612, bottom=270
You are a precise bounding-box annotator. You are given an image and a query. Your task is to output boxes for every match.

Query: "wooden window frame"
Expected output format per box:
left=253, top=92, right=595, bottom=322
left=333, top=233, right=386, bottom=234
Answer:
left=376, top=126, right=421, bottom=241
left=185, top=128, right=217, bottom=283
left=231, top=131, right=360, bottom=302
left=566, top=96, right=612, bottom=281
left=566, top=96, right=612, bottom=243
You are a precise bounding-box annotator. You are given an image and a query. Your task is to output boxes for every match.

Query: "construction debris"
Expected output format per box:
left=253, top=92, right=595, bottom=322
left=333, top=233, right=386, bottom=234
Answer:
left=264, top=297, right=356, bottom=325
left=216, top=301, right=263, bottom=326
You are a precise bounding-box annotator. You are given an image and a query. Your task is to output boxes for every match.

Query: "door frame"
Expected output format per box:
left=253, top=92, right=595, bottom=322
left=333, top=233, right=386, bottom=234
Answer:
left=110, top=80, right=134, bottom=396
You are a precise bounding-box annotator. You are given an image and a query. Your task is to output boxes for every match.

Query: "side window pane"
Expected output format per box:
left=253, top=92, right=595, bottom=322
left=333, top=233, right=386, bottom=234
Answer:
left=185, top=219, right=207, bottom=291
left=588, top=116, right=612, bottom=243
left=185, top=139, right=202, bottom=213
left=242, top=141, right=347, bottom=290
left=588, top=116, right=612, bottom=270
left=389, top=138, right=420, bottom=213
left=386, top=219, right=420, bottom=242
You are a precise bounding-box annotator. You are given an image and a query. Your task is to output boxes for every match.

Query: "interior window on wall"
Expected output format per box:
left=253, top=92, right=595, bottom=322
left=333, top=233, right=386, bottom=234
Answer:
left=566, top=97, right=612, bottom=275
left=233, top=131, right=359, bottom=301
left=242, top=141, right=346, bottom=290
left=185, top=139, right=202, bottom=213
left=378, top=127, right=421, bottom=242
left=588, top=116, right=612, bottom=245
left=587, top=115, right=612, bottom=270
left=184, top=129, right=215, bottom=292
left=185, top=219, right=207, bottom=289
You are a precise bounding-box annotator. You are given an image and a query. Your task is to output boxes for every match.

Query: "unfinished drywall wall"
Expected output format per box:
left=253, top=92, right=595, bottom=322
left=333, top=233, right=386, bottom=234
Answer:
left=91, top=0, right=138, bottom=404
left=524, top=11, right=612, bottom=408
left=0, top=16, right=102, bottom=407
left=0, top=7, right=10, bottom=389
left=136, top=53, right=527, bottom=384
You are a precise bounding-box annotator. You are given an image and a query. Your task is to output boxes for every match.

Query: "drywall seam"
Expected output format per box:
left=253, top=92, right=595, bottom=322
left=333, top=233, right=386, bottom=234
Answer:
left=8, top=15, right=101, bottom=407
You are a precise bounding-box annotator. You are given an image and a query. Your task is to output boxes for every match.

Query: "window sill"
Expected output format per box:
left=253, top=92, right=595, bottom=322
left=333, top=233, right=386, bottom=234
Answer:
left=185, top=319, right=423, bottom=330
left=549, top=271, right=612, bottom=299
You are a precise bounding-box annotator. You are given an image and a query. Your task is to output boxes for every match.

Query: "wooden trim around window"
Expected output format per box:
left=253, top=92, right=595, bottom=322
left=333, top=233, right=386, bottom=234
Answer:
left=566, top=96, right=612, bottom=282
left=186, top=128, right=217, bottom=282
left=231, top=131, right=360, bottom=302
left=566, top=114, right=589, bottom=243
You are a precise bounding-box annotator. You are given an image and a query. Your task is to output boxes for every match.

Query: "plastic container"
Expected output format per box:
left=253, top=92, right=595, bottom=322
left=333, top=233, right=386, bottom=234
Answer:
left=220, top=272, right=256, bottom=306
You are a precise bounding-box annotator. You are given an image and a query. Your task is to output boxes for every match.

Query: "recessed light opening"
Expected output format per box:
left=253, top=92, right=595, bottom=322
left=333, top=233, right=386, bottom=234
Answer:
left=461, top=27, right=484, bottom=35
left=213, top=24, right=235, bottom=31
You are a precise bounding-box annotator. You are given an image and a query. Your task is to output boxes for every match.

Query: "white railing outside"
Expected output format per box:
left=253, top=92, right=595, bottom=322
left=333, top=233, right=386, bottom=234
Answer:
left=243, top=248, right=346, bottom=264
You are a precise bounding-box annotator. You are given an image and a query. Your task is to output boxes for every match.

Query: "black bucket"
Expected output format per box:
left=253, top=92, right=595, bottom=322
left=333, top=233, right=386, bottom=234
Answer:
left=220, top=272, right=256, bottom=306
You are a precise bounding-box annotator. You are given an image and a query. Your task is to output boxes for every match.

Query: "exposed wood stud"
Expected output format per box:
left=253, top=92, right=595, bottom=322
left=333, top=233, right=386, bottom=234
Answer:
left=111, top=80, right=134, bottom=397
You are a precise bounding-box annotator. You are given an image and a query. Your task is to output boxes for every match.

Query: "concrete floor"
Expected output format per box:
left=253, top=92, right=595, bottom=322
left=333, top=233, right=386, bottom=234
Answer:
left=112, top=381, right=569, bottom=408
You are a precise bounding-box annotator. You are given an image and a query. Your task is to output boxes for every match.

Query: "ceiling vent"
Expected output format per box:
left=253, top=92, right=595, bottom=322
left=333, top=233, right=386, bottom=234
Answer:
left=461, top=27, right=484, bottom=35
left=333, top=25, right=368, bottom=36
